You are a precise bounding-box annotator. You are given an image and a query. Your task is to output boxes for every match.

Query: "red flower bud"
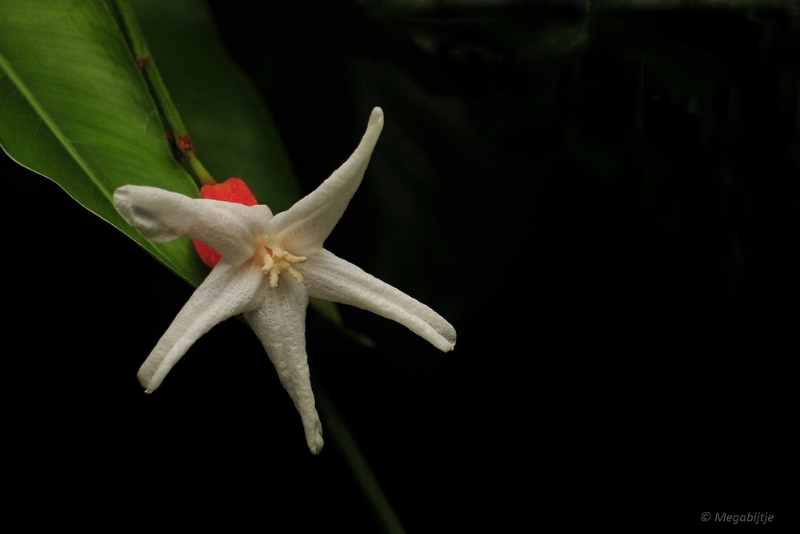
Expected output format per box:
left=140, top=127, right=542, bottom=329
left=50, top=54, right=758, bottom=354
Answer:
left=192, top=178, right=258, bottom=267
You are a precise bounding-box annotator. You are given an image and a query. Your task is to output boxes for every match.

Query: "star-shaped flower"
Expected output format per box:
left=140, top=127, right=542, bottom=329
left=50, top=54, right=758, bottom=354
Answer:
left=113, top=108, right=456, bottom=454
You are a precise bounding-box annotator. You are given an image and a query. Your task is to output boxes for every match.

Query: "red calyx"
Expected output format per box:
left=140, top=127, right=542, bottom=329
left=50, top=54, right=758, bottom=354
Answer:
left=193, top=178, right=258, bottom=268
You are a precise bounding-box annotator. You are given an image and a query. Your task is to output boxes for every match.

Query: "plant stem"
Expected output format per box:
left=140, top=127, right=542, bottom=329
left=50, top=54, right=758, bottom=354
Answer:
left=114, top=0, right=215, bottom=186
left=313, top=378, right=407, bottom=534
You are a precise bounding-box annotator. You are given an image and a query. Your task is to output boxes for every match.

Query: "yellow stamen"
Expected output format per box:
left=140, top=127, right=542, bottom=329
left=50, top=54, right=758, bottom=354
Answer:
left=257, top=241, right=307, bottom=288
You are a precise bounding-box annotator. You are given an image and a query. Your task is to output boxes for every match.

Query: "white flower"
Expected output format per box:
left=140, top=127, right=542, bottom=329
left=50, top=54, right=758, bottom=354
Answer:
left=113, top=108, right=456, bottom=454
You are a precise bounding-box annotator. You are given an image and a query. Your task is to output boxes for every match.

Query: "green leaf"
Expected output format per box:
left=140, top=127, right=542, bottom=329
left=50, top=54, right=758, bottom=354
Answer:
left=0, top=0, right=207, bottom=286
left=130, top=0, right=303, bottom=214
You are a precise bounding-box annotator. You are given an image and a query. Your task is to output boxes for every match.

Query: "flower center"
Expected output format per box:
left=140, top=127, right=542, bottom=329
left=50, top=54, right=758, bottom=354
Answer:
left=256, top=237, right=307, bottom=288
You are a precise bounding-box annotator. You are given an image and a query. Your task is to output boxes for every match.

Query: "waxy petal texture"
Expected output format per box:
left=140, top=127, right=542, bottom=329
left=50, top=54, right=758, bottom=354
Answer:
left=301, top=250, right=456, bottom=353
left=115, top=186, right=272, bottom=266
left=244, top=278, right=324, bottom=454
left=267, top=108, right=384, bottom=256
left=138, top=260, right=267, bottom=393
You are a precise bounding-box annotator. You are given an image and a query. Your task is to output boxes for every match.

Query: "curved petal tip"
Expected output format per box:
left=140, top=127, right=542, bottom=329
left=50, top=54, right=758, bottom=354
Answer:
left=307, top=432, right=324, bottom=455
left=369, top=107, right=384, bottom=128
left=305, top=421, right=324, bottom=454
left=137, top=366, right=159, bottom=394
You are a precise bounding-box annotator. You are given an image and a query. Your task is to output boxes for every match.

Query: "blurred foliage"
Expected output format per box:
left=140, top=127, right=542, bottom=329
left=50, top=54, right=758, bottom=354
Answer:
left=342, top=0, right=798, bottom=312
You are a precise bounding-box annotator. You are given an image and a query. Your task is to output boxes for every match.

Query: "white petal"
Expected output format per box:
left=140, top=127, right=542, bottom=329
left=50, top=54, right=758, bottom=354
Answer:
left=138, top=260, right=267, bottom=393
left=267, top=108, right=384, bottom=256
left=300, top=250, right=456, bottom=352
left=114, top=186, right=273, bottom=266
left=243, top=277, right=323, bottom=455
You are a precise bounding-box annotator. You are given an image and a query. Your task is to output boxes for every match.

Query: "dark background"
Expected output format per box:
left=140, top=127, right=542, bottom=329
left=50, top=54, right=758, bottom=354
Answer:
left=5, top=1, right=798, bottom=531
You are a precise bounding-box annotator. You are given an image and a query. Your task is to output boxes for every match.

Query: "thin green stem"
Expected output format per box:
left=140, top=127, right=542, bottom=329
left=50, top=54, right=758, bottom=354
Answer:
left=184, top=151, right=214, bottom=185
left=313, top=378, right=407, bottom=534
left=114, top=0, right=214, bottom=186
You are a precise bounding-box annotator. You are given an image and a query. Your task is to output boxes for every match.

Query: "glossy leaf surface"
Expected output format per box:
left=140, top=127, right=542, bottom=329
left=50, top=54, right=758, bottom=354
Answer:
left=0, top=0, right=208, bottom=285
